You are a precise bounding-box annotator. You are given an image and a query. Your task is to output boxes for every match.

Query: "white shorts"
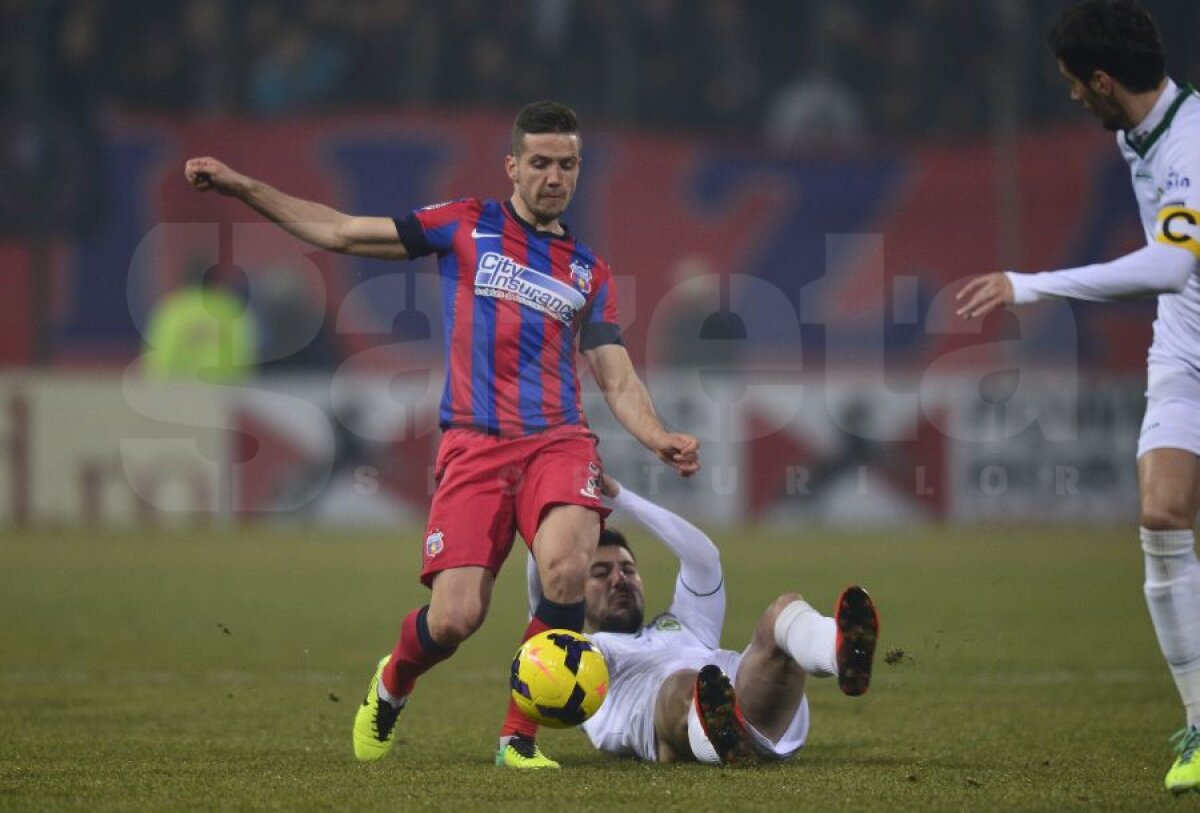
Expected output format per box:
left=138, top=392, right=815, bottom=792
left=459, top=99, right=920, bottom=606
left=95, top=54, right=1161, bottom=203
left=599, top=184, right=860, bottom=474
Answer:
left=719, top=649, right=811, bottom=760
left=583, top=647, right=810, bottom=762
left=1137, top=362, right=1200, bottom=459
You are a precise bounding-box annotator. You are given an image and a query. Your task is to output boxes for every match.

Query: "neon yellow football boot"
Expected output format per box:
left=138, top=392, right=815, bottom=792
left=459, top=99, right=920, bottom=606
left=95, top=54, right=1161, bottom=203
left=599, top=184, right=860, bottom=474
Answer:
left=1165, top=726, right=1200, bottom=794
left=495, top=735, right=560, bottom=769
left=352, top=655, right=405, bottom=761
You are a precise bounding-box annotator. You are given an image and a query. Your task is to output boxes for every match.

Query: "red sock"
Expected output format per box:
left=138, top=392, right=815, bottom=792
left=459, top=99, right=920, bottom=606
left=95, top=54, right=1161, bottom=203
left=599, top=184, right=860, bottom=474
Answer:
left=499, top=615, right=553, bottom=738
left=382, top=605, right=456, bottom=699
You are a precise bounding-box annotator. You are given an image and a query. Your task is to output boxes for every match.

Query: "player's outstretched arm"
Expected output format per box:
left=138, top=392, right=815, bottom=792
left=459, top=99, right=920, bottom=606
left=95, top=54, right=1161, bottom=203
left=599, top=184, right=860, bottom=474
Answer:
left=603, top=474, right=724, bottom=646
left=601, top=475, right=720, bottom=589
left=957, top=241, right=1196, bottom=319
left=584, top=344, right=700, bottom=477
left=183, top=157, right=409, bottom=260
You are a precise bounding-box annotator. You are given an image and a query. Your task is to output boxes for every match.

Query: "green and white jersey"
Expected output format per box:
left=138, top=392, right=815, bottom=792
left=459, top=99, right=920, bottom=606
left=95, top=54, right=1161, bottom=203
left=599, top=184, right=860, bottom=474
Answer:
left=1119, top=79, right=1200, bottom=368
left=1007, top=80, right=1200, bottom=372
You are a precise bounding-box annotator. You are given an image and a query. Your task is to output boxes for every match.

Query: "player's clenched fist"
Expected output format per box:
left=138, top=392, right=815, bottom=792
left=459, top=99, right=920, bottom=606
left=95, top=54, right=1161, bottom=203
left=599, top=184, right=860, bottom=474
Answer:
left=955, top=272, right=1015, bottom=320
left=184, top=157, right=248, bottom=197
left=655, top=432, right=701, bottom=477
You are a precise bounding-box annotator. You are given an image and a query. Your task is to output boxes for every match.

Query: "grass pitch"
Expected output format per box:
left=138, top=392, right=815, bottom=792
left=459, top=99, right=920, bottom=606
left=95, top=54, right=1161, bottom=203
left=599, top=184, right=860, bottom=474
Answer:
left=0, top=523, right=1188, bottom=811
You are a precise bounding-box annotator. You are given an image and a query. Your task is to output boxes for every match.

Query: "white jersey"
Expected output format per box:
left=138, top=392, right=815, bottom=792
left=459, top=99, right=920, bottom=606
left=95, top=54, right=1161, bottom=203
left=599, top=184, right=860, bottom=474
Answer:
left=527, top=485, right=811, bottom=760
left=577, top=530, right=811, bottom=762
left=1119, top=80, right=1200, bottom=370
left=1006, top=80, right=1200, bottom=376
left=581, top=586, right=731, bottom=761
left=526, top=485, right=727, bottom=761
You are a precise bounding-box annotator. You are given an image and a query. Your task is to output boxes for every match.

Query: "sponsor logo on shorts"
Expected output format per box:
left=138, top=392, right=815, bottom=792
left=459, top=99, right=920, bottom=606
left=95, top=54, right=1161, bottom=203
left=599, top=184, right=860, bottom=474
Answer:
left=1141, top=421, right=1161, bottom=437
left=580, top=462, right=601, bottom=500
left=425, top=530, right=445, bottom=558
left=474, top=252, right=585, bottom=324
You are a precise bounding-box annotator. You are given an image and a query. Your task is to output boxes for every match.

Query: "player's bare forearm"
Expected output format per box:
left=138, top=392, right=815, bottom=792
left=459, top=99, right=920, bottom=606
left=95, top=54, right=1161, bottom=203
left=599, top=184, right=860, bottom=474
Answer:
left=240, top=178, right=351, bottom=249
left=586, top=344, right=701, bottom=476
left=183, top=156, right=408, bottom=259
left=603, top=378, right=665, bottom=449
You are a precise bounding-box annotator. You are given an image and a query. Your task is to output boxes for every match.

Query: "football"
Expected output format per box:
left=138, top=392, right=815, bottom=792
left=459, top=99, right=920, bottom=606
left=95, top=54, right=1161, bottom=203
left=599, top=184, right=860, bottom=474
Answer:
left=510, top=629, right=609, bottom=728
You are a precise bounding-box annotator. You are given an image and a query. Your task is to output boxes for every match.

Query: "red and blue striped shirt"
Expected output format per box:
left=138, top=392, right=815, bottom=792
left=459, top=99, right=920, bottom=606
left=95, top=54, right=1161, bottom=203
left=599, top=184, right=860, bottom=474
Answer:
left=394, top=198, right=621, bottom=437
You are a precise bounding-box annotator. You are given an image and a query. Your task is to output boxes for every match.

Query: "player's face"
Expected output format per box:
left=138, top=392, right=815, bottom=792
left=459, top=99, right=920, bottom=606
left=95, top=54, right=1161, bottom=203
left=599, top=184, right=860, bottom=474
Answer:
left=506, top=133, right=581, bottom=227
left=1057, top=59, right=1126, bottom=131
left=584, top=545, right=645, bottom=634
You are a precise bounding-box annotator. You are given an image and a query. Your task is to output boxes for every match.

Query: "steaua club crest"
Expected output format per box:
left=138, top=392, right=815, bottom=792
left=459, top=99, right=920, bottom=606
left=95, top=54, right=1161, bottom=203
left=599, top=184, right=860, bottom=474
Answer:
left=569, top=260, right=593, bottom=294
left=424, top=530, right=445, bottom=558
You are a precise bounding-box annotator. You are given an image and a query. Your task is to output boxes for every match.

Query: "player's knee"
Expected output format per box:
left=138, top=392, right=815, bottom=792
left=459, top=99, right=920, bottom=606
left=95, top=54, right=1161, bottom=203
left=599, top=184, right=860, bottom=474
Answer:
left=427, top=604, right=486, bottom=647
left=537, top=550, right=591, bottom=602
left=758, top=593, right=804, bottom=643
left=1139, top=499, right=1194, bottom=531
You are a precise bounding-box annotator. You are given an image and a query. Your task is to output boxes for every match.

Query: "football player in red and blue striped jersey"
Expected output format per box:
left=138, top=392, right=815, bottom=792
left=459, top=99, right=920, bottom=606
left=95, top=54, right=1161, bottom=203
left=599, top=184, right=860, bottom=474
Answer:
left=185, top=101, right=699, bottom=769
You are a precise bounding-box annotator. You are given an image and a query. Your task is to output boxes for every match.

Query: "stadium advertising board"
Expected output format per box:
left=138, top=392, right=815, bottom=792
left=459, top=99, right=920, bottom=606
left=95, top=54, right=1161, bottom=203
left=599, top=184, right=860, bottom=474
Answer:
left=0, top=373, right=1143, bottom=527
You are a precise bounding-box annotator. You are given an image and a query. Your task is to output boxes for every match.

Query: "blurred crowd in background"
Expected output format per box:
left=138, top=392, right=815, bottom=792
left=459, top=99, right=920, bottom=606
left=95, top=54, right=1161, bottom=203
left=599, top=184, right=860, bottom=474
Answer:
left=0, top=1, right=1177, bottom=523
left=9, top=0, right=1200, bottom=149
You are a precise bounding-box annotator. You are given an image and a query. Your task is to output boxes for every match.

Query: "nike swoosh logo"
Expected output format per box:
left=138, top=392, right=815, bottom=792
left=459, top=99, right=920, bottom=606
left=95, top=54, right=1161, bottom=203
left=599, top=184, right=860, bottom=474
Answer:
left=471, top=228, right=501, bottom=239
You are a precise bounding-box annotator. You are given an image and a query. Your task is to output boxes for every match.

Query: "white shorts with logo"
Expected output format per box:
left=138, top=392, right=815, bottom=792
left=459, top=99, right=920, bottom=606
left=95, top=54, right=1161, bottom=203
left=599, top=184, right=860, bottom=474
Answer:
left=581, top=645, right=811, bottom=762
left=1138, top=361, right=1200, bottom=459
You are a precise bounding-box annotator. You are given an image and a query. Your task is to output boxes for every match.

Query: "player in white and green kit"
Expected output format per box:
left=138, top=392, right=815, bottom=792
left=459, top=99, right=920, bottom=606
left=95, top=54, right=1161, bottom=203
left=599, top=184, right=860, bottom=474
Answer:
left=528, top=474, right=879, bottom=764
left=957, top=0, right=1200, bottom=794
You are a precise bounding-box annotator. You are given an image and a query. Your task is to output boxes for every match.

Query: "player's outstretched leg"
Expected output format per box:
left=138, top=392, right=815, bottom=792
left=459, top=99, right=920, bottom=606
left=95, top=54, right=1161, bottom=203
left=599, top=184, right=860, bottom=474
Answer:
left=353, top=655, right=407, bottom=761
left=1166, top=726, right=1200, bottom=794
left=691, top=665, right=754, bottom=765
left=835, top=586, right=879, bottom=697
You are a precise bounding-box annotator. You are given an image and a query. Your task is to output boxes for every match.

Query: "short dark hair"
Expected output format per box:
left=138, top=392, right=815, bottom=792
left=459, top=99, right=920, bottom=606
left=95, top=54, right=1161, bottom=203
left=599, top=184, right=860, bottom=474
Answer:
left=598, top=527, right=634, bottom=561
left=1048, top=0, right=1165, bottom=92
left=511, top=100, right=579, bottom=155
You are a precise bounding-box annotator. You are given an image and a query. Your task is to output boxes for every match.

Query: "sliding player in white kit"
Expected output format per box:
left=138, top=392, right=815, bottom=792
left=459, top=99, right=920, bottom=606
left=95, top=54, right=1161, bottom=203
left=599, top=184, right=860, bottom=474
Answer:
left=957, top=1, right=1200, bottom=794
left=527, top=474, right=879, bottom=764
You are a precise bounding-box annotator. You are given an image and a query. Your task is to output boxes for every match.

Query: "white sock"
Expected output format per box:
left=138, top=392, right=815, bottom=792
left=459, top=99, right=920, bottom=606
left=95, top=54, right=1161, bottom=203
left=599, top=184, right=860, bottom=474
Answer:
left=1141, top=527, right=1200, bottom=728
left=773, top=600, right=837, bottom=678
left=376, top=679, right=407, bottom=710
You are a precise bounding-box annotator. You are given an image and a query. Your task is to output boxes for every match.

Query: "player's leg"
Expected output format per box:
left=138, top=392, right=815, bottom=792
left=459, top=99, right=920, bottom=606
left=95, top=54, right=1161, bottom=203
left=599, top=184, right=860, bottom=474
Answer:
left=384, top=564, right=495, bottom=699
left=652, top=670, right=696, bottom=762
left=1138, top=446, right=1200, bottom=792
left=496, top=429, right=607, bottom=767
left=652, top=667, right=752, bottom=765
left=390, top=565, right=497, bottom=687
left=735, top=594, right=813, bottom=742
left=739, top=588, right=878, bottom=745
left=531, top=503, right=602, bottom=604
left=495, top=504, right=601, bottom=767
left=355, top=429, right=515, bottom=761
left=353, top=566, right=495, bottom=761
